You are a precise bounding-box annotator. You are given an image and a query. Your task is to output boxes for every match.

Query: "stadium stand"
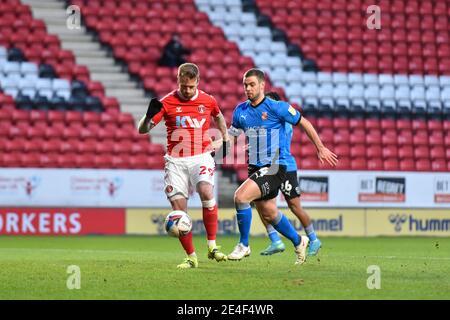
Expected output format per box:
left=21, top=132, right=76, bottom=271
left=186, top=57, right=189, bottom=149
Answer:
left=2, top=0, right=449, bottom=175
left=0, top=0, right=165, bottom=169
left=195, top=0, right=450, bottom=174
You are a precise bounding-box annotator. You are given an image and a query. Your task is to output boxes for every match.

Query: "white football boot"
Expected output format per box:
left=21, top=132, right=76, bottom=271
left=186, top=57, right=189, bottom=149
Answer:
left=294, top=236, right=309, bottom=265
left=227, top=243, right=251, bottom=261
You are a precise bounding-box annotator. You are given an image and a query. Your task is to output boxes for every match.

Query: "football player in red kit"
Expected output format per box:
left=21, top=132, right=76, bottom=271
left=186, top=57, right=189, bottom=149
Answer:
left=138, top=63, right=230, bottom=269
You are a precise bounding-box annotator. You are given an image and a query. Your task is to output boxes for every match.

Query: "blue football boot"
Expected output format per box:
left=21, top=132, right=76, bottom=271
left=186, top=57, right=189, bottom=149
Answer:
left=260, top=240, right=286, bottom=256
left=307, top=238, right=322, bottom=256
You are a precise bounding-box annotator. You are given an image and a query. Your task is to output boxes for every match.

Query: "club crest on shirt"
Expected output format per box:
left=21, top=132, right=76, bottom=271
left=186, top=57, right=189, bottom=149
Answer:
left=176, top=107, right=182, bottom=113
left=261, top=112, right=268, bottom=120
left=198, top=104, right=205, bottom=113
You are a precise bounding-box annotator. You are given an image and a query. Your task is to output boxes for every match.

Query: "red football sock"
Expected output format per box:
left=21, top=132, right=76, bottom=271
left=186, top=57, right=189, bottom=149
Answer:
left=202, top=205, right=218, bottom=241
left=178, top=231, right=195, bottom=255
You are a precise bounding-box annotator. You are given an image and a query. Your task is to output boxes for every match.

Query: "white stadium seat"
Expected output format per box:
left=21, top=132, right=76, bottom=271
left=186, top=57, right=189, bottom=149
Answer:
left=349, top=84, right=364, bottom=99
left=410, top=86, right=426, bottom=100
left=318, top=83, right=334, bottom=98
left=426, top=86, right=441, bottom=100
left=333, top=83, right=349, bottom=99
left=347, top=73, right=364, bottom=84
left=378, top=74, right=394, bottom=86
left=365, top=84, right=381, bottom=100
left=332, top=72, right=348, bottom=84
left=380, top=85, right=395, bottom=100
left=395, top=86, right=411, bottom=100
left=409, top=75, right=424, bottom=86
left=394, top=74, right=409, bottom=86
left=317, top=72, right=333, bottom=84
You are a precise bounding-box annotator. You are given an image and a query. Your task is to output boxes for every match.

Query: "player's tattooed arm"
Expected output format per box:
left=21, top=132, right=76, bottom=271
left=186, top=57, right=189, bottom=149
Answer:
left=214, top=112, right=230, bottom=143
left=213, top=112, right=231, bottom=158
left=299, top=116, right=338, bottom=167
left=137, top=115, right=156, bottom=134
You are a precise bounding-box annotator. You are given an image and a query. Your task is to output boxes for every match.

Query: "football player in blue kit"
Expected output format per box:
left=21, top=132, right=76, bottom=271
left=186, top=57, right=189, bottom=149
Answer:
left=227, top=69, right=337, bottom=264
left=258, top=92, right=322, bottom=257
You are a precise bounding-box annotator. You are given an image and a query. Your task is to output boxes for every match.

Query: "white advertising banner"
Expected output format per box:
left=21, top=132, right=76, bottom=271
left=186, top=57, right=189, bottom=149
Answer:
left=0, top=169, right=211, bottom=208
left=0, top=169, right=449, bottom=208
left=277, top=170, right=450, bottom=208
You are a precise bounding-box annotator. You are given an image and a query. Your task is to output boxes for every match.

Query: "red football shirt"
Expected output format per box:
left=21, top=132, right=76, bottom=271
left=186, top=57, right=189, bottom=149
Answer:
left=152, top=89, right=220, bottom=157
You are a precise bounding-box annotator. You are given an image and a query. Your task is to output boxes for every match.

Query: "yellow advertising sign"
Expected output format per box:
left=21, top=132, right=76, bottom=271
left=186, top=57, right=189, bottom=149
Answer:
left=366, top=209, right=450, bottom=236
left=126, top=209, right=239, bottom=236
left=126, top=208, right=366, bottom=236
left=283, top=209, right=366, bottom=236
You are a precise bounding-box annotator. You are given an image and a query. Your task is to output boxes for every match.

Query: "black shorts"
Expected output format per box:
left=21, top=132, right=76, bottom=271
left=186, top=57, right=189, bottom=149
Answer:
left=248, top=164, right=287, bottom=201
left=280, top=171, right=301, bottom=200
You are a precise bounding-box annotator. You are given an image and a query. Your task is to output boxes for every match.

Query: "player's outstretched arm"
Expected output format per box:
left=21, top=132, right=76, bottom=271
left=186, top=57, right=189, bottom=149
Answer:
left=299, top=116, right=338, bottom=167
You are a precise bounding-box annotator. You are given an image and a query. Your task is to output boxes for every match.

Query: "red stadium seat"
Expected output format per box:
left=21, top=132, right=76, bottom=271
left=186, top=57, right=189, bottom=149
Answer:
left=94, top=154, right=113, bottom=168
left=412, top=119, right=427, bottom=131
left=47, top=111, right=65, bottom=123
left=382, top=146, right=398, bottom=159
left=24, top=138, right=45, bottom=153
left=397, top=132, right=413, bottom=145
left=350, top=145, right=366, bottom=158
left=430, top=146, right=446, bottom=160
left=93, top=138, right=113, bottom=154
left=367, top=145, right=382, bottom=159
left=398, top=146, right=414, bottom=159
left=414, top=146, right=430, bottom=160
left=300, top=157, right=319, bottom=170
left=336, top=157, right=351, bottom=170
left=2, top=153, right=21, bottom=168
left=39, top=153, right=59, bottom=167
left=367, top=158, right=383, bottom=170
left=349, top=130, right=366, bottom=144
left=351, top=158, right=367, bottom=170
left=334, top=130, right=350, bottom=144
left=429, top=133, right=444, bottom=147
left=20, top=152, right=41, bottom=167
left=381, top=133, right=398, bottom=146
left=349, top=119, right=365, bottom=131
left=380, top=119, right=396, bottom=130
left=77, top=139, right=97, bottom=153
left=333, top=118, right=349, bottom=129
left=384, top=159, right=399, bottom=171
left=416, top=159, right=431, bottom=171
left=113, top=140, right=133, bottom=155
left=399, top=159, right=415, bottom=171
left=413, top=134, right=429, bottom=146
left=57, top=153, right=77, bottom=168
left=334, top=144, right=350, bottom=158
left=396, top=119, right=412, bottom=130
left=431, top=159, right=447, bottom=171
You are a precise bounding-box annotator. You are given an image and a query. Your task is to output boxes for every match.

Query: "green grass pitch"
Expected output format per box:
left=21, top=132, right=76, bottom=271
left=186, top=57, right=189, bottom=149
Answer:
left=0, top=236, right=449, bottom=300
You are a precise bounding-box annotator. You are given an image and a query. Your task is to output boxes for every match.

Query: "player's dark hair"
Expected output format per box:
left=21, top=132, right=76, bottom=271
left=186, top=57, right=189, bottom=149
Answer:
left=265, top=91, right=281, bottom=101
left=244, top=68, right=265, bottom=82
left=178, top=63, right=200, bottom=80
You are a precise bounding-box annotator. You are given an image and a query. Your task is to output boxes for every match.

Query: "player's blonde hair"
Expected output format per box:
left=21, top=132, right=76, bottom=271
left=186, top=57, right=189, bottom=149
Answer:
left=178, top=63, right=200, bottom=81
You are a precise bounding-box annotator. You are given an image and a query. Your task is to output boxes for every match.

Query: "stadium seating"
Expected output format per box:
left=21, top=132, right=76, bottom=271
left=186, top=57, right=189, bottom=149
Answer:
left=69, top=0, right=289, bottom=121
left=195, top=0, right=450, bottom=176
left=0, top=0, right=164, bottom=169
left=10, top=0, right=442, bottom=176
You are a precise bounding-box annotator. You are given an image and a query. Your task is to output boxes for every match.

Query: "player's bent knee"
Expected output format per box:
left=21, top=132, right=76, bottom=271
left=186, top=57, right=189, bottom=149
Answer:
left=233, top=191, right=247, bottom=206
left=234, top=193, right=251, bottom=211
